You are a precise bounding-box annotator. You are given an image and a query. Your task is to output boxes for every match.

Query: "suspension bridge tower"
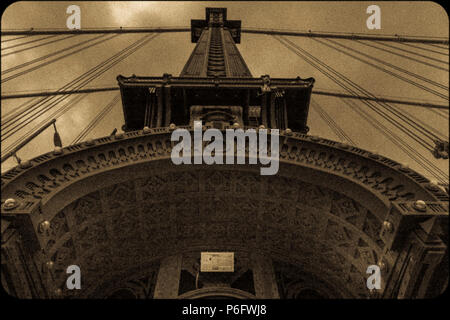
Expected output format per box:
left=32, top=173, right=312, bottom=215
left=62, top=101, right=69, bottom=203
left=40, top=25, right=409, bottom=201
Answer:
left=1, top=8, right=448, bottom=299
left=118, top=7, right=313, bottom=133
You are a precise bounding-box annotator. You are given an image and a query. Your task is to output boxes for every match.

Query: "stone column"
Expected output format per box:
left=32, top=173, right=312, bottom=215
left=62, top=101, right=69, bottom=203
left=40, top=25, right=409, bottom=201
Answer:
left=383, top=217, right=447, bottom=299
left=251, top=253, right=280, bottom=298
left=153, top=254, right=182, bottom=298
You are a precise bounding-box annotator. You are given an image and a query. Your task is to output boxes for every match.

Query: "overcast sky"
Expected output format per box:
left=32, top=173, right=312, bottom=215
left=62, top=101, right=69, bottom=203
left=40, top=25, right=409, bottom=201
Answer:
left=1, top=1, right=448, bottom=183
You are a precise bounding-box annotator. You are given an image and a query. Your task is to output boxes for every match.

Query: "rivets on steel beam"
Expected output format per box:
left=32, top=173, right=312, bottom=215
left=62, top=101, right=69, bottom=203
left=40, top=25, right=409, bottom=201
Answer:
left=45, top=261, right=54, bottom=270
left=413, top=200, right=427, bottom=212
left=284, top=128, right=292, bottom=135
left=54, top=288, right=62, bottom=297
left=368, top=149, right=379, bottom=159
left=53, top=146, right=63, bottom=155
left=84, top=139, right=95, bottom=146
left=383, top=221, right=393, bottom=233
left=169, top=123, right=177, bottom=131
left=425, top=180, right=440, bottom=192
left=19, top=160, right=32, bottom=169
left=232, top=122, right=240, bottom=129
left=2, top=198, right=18, bottom=210
left=377, top=260, right=386, bottom=271
left=399, top=163, right=410, bottom=172
left=143, top=126, right=151, bottom=134
left=38, top=220, right=51, bottom=233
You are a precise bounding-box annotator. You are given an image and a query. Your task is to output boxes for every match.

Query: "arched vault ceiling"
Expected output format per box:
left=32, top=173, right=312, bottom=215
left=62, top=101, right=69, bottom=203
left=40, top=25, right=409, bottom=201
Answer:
left=44, top=168, right=384, bottom=298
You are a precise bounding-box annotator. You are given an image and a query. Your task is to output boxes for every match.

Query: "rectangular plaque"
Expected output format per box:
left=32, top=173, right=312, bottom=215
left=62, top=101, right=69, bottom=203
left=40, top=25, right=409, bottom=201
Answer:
left=200, top=252, right=234, bottom=272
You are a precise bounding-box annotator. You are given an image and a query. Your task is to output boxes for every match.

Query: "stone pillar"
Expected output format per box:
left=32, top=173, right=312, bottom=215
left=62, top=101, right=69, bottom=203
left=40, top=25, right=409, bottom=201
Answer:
left=153, top=254, right=182, bottom=298
left=383, top=217, right=447, bottom=299
left=251, top=253, right=279, bottom=298
left=380, top=201, right=448, bottom=299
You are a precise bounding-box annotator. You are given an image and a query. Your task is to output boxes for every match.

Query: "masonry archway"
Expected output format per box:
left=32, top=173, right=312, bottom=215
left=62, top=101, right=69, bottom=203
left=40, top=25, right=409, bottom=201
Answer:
left=1, top=130, right=448, bottom=298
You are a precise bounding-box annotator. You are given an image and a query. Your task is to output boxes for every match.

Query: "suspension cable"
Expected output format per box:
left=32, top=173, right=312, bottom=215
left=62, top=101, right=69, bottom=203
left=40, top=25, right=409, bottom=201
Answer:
left=314, top=38, right=448, bottom=100
left=275, top=35, right=447, bottom=182
left=343, top=98, right=448, bottom=184
left=1, top=34, right=59, bottom=50
left=325, top=38, right=447, bottom=91
left=2, top=33, right=153, bottom=127
left=241, top=28, right=449, bottom=44
left=424, top=43, right=449, bottom=50
left=71, top=94, right=120, bottom=144
left=1, top=34, right=116, bottom=83
left=397, top=42, right=449, bottom=56
left=355, top=40, right=449, bottom=72
left=430, top=108, right=449, bottom=119
left=2, top=34, right=108, bottom=75
left=310, top=99, right=355, bottom=145
left=1, top=34, right=32, bottom=43
left=373, top=41, right=449, bottom=64
left=282, top=36, right=448, bottom=182
left=394, top=105, right=448, bottom=140
left=2, top=34, right=78, bottom=57
left=3, top=93, right=89, bottom=155
left=2, top=34, right=159, bottom=143
left=308, top=37, right=447, bottom=142
left=314, top=45, right=434, bottom=148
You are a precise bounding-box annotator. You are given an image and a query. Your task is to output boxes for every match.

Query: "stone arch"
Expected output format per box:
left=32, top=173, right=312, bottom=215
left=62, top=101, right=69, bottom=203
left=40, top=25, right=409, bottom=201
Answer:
left=1, top=130, right=448, bottom=299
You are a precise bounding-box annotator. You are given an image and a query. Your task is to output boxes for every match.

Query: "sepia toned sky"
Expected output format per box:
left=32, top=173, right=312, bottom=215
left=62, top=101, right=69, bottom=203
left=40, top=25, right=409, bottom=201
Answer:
left=1, top=1, right=448, bottom=182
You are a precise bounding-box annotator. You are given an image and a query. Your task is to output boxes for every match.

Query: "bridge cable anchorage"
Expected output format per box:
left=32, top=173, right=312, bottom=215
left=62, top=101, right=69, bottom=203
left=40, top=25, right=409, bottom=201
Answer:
left=242, top=28, right=449, bottom=44
left=71, top=93, right=120, bottom=145
left=351, top=40, right=449, bottom=72
left=313, top=37, right=449, bottom=100
left=1, top=33, right=159, bottom=142
left=310, top=98, right=355, bottom=145
left=1, top=34, right=78, bottom=57
left=1, top=34, right=59, bottom=50
left=275, top=35, right=447, bottom=183
left=1, top=34, right=112, bottom=80
left=3, top=94, right=89, bottom=157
